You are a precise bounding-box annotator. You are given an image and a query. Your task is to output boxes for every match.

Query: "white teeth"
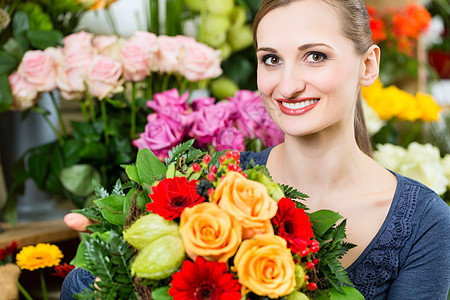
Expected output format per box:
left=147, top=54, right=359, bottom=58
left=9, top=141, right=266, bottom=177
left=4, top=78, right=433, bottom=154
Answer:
left=281, top=99, right=318, bottom=110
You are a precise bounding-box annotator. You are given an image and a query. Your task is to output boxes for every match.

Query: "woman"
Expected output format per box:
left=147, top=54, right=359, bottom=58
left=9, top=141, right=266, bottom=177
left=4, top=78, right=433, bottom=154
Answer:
left=62, top=1, right=450, bottom=299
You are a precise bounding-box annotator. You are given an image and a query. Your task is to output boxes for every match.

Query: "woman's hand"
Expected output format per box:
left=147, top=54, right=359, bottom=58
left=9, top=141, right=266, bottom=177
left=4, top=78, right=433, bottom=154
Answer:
left=64, top=213, right=95, bottom=232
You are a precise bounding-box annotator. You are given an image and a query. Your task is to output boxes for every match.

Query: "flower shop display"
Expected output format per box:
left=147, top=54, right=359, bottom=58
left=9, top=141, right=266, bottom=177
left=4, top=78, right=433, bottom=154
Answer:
left=70, top=140, right=363, bottom=299
left=366, top=3, right=432, bottom=87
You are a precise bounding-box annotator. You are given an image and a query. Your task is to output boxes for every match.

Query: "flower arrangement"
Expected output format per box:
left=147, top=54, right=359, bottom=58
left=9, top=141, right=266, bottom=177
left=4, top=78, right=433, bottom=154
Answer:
left=134, top=89, right=284, bottom=159
left=70, top=140, right=363, bottom=299
left=366, top=3, right=432, bottom=85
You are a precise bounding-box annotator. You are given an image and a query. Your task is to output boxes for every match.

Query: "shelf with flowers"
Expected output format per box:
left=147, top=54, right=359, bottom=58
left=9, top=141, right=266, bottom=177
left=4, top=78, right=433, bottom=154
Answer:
left=362, top=79, right=450, bottom=204
left=0, top=29, right=284, bottom=226
left=69, top=141, right=363, bottom=299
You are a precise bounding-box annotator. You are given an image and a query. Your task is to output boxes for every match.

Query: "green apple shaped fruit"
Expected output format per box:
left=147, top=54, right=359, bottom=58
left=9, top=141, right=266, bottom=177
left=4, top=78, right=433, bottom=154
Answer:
left=123, top=213, right=179, bottom=250
left=131, top=235, right=185, bottom=280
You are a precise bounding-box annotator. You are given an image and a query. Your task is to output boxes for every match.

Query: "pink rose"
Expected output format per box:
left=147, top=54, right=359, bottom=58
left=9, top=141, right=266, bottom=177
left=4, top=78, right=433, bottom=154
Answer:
left=179, top=42, right=222, bottom=81
left=213, top=127, right=245, bottom=152
left=156, top=35, right=181, bottom=73
left=122, top=40, right=150, bottom=82
left=56, top=66, right=86, bottom=100
left=133, top=118, right=184, bottom=159
left=228, top=90, right=266, bottom=137
left=189, top=102, right=232, bottom=146
left=128, top=31, right=158, bottom=70
left=146, top=88, right=189, bottom=114
left=63, top=31, right=94, bottom=55
left=257, top=114, right=285, bottom=147
left=190, top=96, right=215, bottom=111
left=87, top=55, right=123, bottom=99
left=17, top=49, right=58, bottom=92
left=8, top=72, right=38, bottom=111
left=93, top=35, right=123, bottom=61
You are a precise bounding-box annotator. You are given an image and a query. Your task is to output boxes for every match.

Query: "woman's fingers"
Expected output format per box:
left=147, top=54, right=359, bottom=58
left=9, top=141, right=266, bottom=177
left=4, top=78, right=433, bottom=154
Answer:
left=64, top=213, right=95, bottom=232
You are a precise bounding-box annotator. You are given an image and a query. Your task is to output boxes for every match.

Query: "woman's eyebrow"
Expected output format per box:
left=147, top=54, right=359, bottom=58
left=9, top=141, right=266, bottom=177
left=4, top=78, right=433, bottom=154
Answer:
left=298, top=43, right=335, bottom=51
left=256, top=47, right=278, bottom=53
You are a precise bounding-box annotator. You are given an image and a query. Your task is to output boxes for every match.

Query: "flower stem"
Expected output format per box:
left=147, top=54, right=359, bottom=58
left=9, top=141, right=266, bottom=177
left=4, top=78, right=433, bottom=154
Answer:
left=49, top=91, right=67, bottom=136
left=149, top=0, right=159, bottom=34
left=87, top=93, right=96, bottom=122
left=80, top=101, right=89, bottom=123
left=146, top=76, right=153, bottom=100
left=39, top=270, right=49, bottom=300
left=401, top=121, right=422, bottom=147
left=101, top=100, right=109, bottom=146
left=162, top=73, right=170, bottom=92
left=130, top=82, right=137, bottom=139
left=105, top=8, right=119, bottom=35
left=16, top=280, right=33, bottom=300
left=41, top=107, right=65, bottom=145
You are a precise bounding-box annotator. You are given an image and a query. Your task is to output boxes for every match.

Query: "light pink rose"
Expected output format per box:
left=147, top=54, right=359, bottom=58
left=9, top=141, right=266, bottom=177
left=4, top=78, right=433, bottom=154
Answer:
left=146, top=88, right=189, bottom=113
left=213, top=127, right=245, bottom=152
left=132, top=118, right=184, bottom=160
left=228, top=90, right=266, bottom=137
left=17, top=49, right=58, bottom=92
left=176, top=35, right=197, bottom=47
left=93, top=35, right=123, bottom=61
left=179, top=42, right=222, bottom=81
left=128, top=31, right=158, bottom=70
left=8, top=72, right=38, bottom=111
left=257, top=113, right=285, bottom=147
left=87, top=55, right=123, bottom=99
left=56, top=66, right=86, bottom=100
left=122, top=40, right=150, bottom=82
left=156, top=35, right=181, bottom=73
left=63, top=31, right=94, bottom=55
left=189, top=102, right=232, bottom=146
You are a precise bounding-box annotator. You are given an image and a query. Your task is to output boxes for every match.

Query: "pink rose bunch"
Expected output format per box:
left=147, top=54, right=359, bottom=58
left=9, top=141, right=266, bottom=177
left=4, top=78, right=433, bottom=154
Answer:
left=133, top=89, right=284, bottom=159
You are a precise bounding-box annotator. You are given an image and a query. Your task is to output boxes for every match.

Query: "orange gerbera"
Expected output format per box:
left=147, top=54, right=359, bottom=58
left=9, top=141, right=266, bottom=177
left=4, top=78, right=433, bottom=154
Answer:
left=16, top=243, right=63, bottom=271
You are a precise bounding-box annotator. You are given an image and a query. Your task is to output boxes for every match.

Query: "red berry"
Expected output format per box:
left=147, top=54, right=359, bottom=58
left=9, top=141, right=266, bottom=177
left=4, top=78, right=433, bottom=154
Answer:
left=313, top=259, right=319, bottom=265
left=304, top=275, right=310, bottom=281
left=236, top=167, right=242, bottom=173
left=219, top=155, right=226, bottom=164
left=228, top=163, right=236, bottom=171
left=210, top=165, right=218, bottom=173
left=300, top=248, right=310, bottom=257
left=207, top=173, right=216, bottom=181
left=305, top=262, right=315, bottom=270
left=307, top=282, right=317, bottom=291
left=243, top=173, right=248, bottom=178
left=207, top=188, right=215, bottom=196
left=311, top=240, right=319, bottom=247
left=192, top=163, right=201, bottom=173
left=231, top=151, right=240, bottom=161
left=310, top=245, right=319, bottom=253
left=203, top=154, right=211, bottom=164
left=225, top=151, right=233, bottom=159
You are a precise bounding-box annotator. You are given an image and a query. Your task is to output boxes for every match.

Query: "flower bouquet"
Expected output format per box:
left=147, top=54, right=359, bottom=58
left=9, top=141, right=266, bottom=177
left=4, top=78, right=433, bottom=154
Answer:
left=70, top=140, right=363, bottom=299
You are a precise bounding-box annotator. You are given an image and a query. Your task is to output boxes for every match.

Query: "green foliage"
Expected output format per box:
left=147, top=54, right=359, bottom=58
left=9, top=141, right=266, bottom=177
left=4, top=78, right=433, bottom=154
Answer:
left=151, top=286, right=172, bottom=300
left=164, top=139, right=196, bottom=166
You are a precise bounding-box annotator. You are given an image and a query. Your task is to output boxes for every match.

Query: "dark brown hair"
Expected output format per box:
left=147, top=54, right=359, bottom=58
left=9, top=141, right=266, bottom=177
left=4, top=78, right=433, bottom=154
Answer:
left=253, top=0, right=374, bottom=157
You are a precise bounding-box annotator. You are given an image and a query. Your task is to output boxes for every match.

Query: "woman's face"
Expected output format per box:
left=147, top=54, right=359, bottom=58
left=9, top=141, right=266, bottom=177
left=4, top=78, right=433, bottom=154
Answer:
left=256, top=0, right=364, bottom=138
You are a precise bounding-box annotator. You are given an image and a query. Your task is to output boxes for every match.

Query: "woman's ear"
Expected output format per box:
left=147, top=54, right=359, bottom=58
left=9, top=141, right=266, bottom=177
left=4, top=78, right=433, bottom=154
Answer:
left=360, top=45, right=380, bottom=87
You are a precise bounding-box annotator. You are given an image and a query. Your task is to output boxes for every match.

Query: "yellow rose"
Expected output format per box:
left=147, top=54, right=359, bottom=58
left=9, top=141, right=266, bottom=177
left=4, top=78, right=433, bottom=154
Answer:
left=234, top=234, right=296, bottom=298
left=210, top=171, right=278, bottom=239
left=416, top=92, right=440, bottom=122
left=179, top=202, right=242, bottom=262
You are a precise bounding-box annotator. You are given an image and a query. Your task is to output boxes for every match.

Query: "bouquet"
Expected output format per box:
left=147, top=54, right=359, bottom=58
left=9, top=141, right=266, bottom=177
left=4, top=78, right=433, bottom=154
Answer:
left=70, top=140, right=363, bottom=299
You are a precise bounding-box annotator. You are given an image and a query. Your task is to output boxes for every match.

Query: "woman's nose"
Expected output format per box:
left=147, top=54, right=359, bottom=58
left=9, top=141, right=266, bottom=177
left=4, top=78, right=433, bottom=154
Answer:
left=277, top=64, right=306, bottom=99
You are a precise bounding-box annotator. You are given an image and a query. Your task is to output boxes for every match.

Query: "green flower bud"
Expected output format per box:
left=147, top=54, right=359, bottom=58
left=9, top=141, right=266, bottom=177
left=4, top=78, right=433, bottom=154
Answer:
left=185, top=0, right=203, bottom=12
left=123, top=213, right=179, bottom=250
left=210, top=76, right=239, bottom=100
left=203, top=31, right=227, bottom=48
left=227, top=25, right=253, bottom=52
left=131, top=235, right=185, bottom=280
left=206, top=0, right=234, bottom=16
left=18, top=3, right=53, bottom=31
left=294, top=264, right=307, bottom=289
left=202, top=14, right=230, bottom=48
left=253, top=173, right=285, bottom=201
left=286, top=291, right=310, bottom=300
left=217, top=42, right=232, bottom=60
left=229, top=6, right=247, bottom=29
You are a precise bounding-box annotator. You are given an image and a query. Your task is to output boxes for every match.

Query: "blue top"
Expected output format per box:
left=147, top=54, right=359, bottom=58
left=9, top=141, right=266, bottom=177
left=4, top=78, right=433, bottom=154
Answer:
left=61, top=147, right=450, bottom=300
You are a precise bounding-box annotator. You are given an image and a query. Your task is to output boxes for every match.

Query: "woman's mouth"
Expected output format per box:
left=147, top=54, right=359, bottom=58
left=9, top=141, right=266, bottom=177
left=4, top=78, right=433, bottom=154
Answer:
left=276, top=98, right=319, bottom=115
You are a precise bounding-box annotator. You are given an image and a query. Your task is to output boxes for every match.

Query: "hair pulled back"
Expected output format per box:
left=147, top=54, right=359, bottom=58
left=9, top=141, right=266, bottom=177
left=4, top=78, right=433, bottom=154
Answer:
left=252, top=0, right=374, bottom=157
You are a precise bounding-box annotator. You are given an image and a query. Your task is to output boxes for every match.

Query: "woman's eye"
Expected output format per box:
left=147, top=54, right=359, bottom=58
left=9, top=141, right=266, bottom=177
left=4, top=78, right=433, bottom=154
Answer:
left=305, top=52, right=326, bottom=63
left=262, top=55, right=282, bottom=66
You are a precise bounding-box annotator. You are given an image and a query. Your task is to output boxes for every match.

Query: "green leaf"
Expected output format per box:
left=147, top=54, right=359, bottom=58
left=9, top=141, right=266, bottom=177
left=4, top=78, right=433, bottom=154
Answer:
left=94, top=194, right=127, bottom=226
left=136, top=149, right=167, bottom=186
left=27, top=30, right=63, bottom=49
left=12, top=11, right=30, bottom=35
left=27, top=149, right=50, bottom=188
left=165, top=139, right=195, bottom=166
left=309, top=210, right=343, bottom=237
left=126, top=165, right=139, bottom=182
left=59, top=164, right=101, bottom=197
left=328, top=287, right=364, bottom=299
left=0, top=51, right=19, bottom=74
left=92, top=180, right=109, bottom=198
left=152, top=286, right=172, bottom=300
left=0, top=74, right=13, bottom=112
left=166, top=163, right=176, bottom=178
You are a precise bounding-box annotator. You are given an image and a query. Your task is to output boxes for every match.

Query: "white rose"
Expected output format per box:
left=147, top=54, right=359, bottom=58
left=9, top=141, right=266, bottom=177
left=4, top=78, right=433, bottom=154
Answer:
left=363, top=100, right=386, bottom=136
left=374, top=144, right=406, bottom=171
left=399, top=161, right=448, bottom=195
left=440, top=154, right=450, bottom=189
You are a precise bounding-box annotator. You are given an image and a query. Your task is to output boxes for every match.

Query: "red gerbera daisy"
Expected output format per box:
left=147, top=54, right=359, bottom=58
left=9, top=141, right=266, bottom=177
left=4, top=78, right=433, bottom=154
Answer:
left=51, top=263, right=75, bottom=279
left=146, top=177, right=203, bottom=220
left=169, top=256, right=242, bottom=300
left=0, top=241, right=18, bottom=261
left=272, top=197, right=314, bottom=254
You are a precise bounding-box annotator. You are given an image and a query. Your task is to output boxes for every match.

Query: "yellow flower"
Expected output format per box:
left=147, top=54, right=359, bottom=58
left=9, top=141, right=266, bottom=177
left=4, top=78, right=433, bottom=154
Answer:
left=416, top=92, right=440, bottom=122
left=16, top=243, right=63, bottom=271
left=396, top=92, right=422, bottom=121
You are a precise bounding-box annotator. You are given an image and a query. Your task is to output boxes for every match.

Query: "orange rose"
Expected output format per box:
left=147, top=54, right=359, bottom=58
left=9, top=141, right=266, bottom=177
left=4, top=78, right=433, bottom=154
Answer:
left=210, top=171, right=277, bottom=239
left=234, top=234, right=296, bottom=298
left=179, top=202, right=242, bottom=263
